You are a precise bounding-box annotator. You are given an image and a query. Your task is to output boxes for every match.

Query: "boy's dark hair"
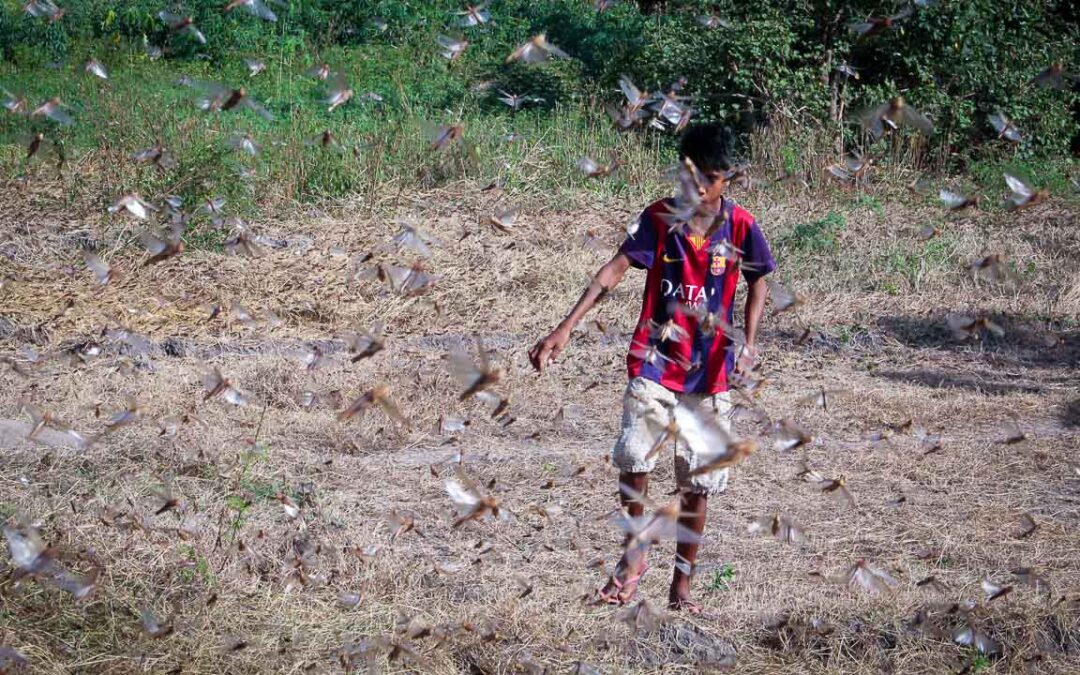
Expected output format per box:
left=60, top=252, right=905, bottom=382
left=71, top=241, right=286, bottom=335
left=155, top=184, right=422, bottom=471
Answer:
left=678, top=123, right=734, bottom=173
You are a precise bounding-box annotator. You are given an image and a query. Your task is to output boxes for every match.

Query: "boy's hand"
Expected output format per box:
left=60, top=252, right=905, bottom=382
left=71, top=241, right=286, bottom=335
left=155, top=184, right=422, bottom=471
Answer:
left=528, top=327, right=571, bottom=373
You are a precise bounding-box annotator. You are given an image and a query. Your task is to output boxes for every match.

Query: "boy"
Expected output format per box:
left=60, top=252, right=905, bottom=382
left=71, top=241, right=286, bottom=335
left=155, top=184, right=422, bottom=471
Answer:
left=527, top=123, right=775, bottom=612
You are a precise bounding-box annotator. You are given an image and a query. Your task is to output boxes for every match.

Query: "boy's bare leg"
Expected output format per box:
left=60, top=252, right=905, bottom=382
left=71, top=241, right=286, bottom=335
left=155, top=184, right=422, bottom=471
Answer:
left=669, top=491, right=708, bottom=610
left=599, top=472, right=650, bottom=602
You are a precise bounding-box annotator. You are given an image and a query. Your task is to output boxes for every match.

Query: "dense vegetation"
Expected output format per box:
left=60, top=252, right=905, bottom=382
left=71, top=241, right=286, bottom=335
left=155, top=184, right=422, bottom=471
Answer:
left=0, top=1, right=1076, bottom=204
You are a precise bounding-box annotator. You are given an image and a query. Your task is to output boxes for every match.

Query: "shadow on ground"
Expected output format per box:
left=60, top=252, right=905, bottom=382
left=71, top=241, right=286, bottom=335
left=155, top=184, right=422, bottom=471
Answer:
left=875, top=313, right=1079, bottom=369
left=869, top=313, right=1079, bottom=396
left=768, top=313, right=1078, bottom=398
left=871, top=369, right=1053, bottom=396
left=1062, top=398, right=1080, bottom=428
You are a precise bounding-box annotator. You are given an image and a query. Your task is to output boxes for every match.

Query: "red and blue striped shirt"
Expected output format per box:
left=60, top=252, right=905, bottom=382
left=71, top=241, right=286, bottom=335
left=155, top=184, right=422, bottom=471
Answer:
left=619, top=197, right=776, bottom=394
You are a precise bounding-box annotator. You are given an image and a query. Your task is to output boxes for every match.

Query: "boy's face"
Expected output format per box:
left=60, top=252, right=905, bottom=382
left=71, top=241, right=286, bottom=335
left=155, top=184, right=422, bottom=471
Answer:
left=699, top=169, right=729, bottom=206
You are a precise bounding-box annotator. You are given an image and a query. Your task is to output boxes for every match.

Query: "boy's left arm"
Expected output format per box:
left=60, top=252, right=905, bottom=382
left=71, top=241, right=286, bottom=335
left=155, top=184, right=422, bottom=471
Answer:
left=739, top=277, right=769, bottom=373
left=737, top=215, right=777, bottom=374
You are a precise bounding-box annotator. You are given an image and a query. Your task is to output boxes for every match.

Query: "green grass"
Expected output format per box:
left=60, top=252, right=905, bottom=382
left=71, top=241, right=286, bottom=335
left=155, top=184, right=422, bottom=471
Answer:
left=239, top=479, right=286, bottom=504
left=872, top=234, right=959, bottom=293
left=853, top=194, right=885, bottom=217
left=225, top=494, right=252, bottom=513
left=184, top=226, right=230, bottom=253
left=880, top=249, right=920, bottom=291
left=968, top=653, right=991, bottom=672
left=782, top=212, right=846, bottom=254
left=968, top=155, right=1078, bottom=198
left=0, top=44, right=670, bottom=219
left=705, top=563, right=736, bottom=592
left=177, top=544, right=216, bottom=586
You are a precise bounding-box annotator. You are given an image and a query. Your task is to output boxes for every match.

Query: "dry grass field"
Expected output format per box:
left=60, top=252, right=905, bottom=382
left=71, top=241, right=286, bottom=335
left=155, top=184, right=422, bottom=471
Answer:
left=1, top=172, right=1078, bottom=674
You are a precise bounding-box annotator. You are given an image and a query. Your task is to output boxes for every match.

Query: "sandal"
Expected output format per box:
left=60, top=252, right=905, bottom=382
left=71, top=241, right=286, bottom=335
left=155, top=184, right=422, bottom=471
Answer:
left=596, top=564, right=649, bottom=606
left=668, top=598, right=704, bottom=614
left=596, top=586, right=622, bottom=605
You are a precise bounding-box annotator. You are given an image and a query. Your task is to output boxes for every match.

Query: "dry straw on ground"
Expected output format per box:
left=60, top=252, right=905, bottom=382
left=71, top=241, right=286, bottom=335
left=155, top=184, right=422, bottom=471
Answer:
left=0, top=170, right=1078, bottom=674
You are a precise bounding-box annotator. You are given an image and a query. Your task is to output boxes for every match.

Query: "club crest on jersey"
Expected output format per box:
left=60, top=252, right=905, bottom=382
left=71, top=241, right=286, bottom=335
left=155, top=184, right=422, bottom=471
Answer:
left=710, top=254, right=726, bottom=276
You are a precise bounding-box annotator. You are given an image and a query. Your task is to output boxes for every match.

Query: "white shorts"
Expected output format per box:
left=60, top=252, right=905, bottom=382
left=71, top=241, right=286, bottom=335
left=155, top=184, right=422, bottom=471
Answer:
left=612, top=377, right=732, bottom=495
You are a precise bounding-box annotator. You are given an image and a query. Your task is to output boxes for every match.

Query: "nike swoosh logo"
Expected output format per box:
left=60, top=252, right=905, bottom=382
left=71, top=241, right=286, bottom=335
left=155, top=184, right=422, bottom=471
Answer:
left=662, top=254, right=682, bottom=263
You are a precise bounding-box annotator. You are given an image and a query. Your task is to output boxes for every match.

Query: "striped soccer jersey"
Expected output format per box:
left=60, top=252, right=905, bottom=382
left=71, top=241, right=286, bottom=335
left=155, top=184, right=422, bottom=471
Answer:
left=619, top=197, right=776, bottom=393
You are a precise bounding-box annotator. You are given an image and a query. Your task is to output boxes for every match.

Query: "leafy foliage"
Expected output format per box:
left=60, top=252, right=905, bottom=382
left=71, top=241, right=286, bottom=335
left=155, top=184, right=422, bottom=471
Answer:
left=0, top=0, right=1076, bottom=179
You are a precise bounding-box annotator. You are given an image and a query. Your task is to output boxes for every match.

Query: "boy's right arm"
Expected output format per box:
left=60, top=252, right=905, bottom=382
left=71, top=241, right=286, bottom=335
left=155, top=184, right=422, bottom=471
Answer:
left=528, top=251, right=632, bottom=373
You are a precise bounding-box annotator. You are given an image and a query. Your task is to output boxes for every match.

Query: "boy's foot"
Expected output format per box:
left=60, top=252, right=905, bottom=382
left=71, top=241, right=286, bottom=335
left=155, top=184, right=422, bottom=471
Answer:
left=597, top=562, right=649, bottom=605
left=668, top=582, right=703, bottom=614
left=667, top=597, right=704, bottom=614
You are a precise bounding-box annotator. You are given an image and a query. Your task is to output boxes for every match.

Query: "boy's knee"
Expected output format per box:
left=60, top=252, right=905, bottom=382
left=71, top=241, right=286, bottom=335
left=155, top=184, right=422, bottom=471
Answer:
left=612, top=439, right=657, bottom=474
left=675, top=456, right=729, bottom=495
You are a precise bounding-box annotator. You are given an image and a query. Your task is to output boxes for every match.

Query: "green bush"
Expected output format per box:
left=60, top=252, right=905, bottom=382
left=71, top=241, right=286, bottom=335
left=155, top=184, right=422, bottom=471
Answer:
left=783, top=212, right=846, bottom=253
left=0, top=0, right=1076, bottom=179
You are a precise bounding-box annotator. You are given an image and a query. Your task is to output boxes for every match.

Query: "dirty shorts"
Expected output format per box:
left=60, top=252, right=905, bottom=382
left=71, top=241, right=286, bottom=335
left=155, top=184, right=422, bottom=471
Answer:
left=612, top=376, right=732, bottom=495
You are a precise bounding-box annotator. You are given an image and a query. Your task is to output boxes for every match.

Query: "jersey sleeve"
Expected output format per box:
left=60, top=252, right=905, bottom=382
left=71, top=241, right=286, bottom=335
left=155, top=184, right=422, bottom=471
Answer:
left=741, top=219, right=777, bottom=283
left=618, top=206, right=660, bottom=270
